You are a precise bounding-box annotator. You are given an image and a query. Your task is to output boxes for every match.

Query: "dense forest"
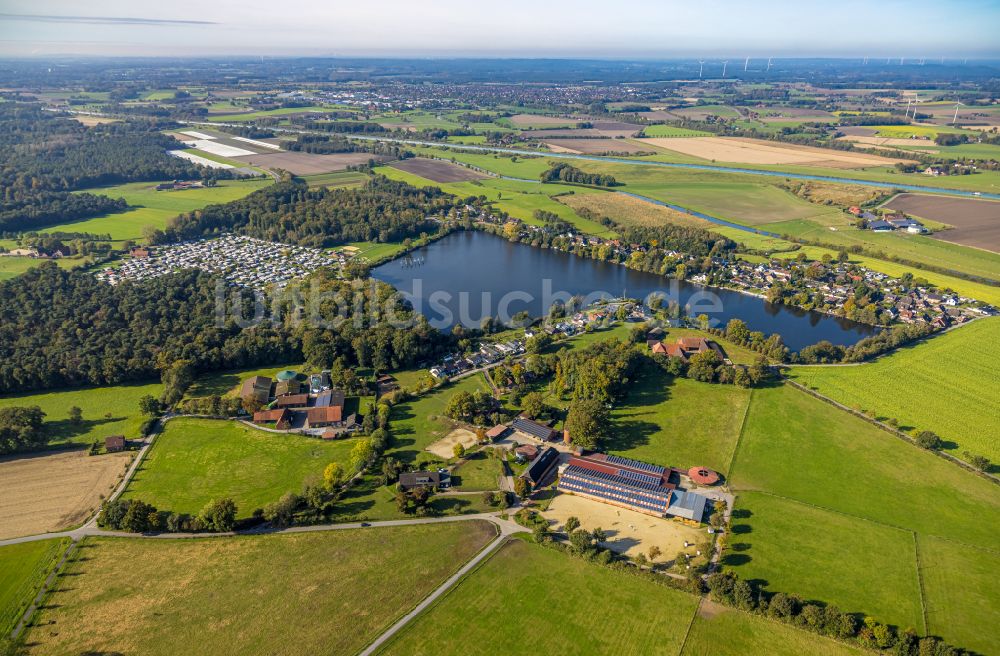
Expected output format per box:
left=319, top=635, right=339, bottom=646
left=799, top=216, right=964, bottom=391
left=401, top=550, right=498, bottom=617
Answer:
left=540, top=162, right=619, bottom=187
left=0, top=263, right=452, bottom=394
left=0, top=103, right=233, bottom=232
left=162, top=176, right=454, bottom=247
left=280, top=133, right=408, bottom=157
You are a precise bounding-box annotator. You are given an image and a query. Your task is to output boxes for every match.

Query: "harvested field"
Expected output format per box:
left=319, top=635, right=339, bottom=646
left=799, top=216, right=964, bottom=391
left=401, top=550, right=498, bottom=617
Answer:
left=540, top=138, right=652, bottom=155
left=540, top=492, right=704, bottom=564
left=637, top=136, right=908, bottom=168
left=169, top=150, right=233, bottom=169
left=558, top=191, right=711, bottom=229
left=230, top=151, right=387, bottom=175
left=837, top=126, right=878, bottom=137
left=426, top=427, right=479, bottom=459
left=389, top=157, right=488, bottom=183
left=0, top=450, right=132, bottom=539
left=508, top=113, right=581, bottom=127
left=883, top=193, right=1000, bottom=252
left=671, top=105, right=740, bottom=120
left=756, top=106, right=836, bottom=120
left=72, top=115, right=119, bottom=126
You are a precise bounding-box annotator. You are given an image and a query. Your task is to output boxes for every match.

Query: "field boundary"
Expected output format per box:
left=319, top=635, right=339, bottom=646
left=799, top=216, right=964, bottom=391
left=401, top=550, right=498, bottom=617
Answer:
left=783, top=380, right=998, bottom=485
left=676, top=595, right=704, bottom=655
left=724, top=388, right=755, bottom=482
left=912, top=531, right=929, bottom=635
left=358, top=526, right=506, bottom=655
left=10, top=538, right=76, bottom=640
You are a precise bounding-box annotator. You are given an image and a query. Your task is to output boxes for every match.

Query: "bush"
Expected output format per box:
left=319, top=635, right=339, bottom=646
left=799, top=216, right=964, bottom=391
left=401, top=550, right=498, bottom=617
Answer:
left=915, top=430, right=941, bottom=450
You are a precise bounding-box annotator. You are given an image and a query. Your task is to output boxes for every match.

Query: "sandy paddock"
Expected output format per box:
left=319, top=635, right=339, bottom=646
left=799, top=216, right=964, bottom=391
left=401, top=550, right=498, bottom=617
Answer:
left=637, top=136, right=908, bottom=169
left=0, top=449, right=132, bottom=539
left=540, top=492, right=705, bottom=564
left=426, top=427, right=479, bottom=459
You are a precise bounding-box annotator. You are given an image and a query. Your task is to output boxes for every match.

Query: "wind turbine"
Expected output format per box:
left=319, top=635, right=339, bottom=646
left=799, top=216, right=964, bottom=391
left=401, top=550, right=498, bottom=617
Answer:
left=905, top=96, right=913, bottom=118
left=744, top=57, right=750, bottom=72
left=767, top=57, right=773, bottom=71
left=952, top=101, right=965, bottom=125
left=863, top=56, right=868, bottom=65
left=698, top=60, right=705, bottom=78
left=722, top=60, right=729, bottom=78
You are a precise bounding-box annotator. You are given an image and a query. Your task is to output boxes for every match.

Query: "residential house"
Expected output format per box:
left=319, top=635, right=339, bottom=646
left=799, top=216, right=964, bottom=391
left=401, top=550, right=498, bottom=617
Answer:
left=105, top=435, right=126, bottom=452
left=398, top=471, right=441, bottom=491
left=240, top=376, right=272, bottom=405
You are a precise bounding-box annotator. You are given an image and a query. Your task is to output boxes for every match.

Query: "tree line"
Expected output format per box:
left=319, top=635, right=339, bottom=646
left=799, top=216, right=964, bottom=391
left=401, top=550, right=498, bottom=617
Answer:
left=540, top=162, right=619, bottom=187
left=161, top=176, right=454, bottom=248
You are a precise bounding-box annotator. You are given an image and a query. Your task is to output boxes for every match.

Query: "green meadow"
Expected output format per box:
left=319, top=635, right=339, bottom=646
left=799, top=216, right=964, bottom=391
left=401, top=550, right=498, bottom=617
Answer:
left=608, top=371, right=751, bottom=475
left=54, top=179, right=270, bottom=242
left=788, top=317, right=1000, bottom=462
left=0, top=380, right=163, bottom=447
left=122, top=418, right=358, bottom=516
left=681, top=603, right=865, bottom=656
left=29, top=523, right=496, bottom=656
left=725, top=383, right=1000, bottom=648
left=378, top=539, right=700, bottom=656
left=0, top=254, right=80, bottom=281
left=0, top=538, right=69, bottom=637
left=641, top=125, right=712, bottom=137
left=917, top=535, right=1000, bottom=656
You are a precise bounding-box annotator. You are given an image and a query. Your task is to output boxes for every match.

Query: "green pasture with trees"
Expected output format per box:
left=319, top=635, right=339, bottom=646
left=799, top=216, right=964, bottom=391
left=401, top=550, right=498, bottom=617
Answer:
left=0, top=538, right=69, bottom=638
left=121, top=418, right=357, bottom=517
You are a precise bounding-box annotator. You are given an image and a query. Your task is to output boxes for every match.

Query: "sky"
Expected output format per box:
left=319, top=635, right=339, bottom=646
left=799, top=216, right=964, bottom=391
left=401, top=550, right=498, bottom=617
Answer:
left=0, top=0, right=998, bottom=58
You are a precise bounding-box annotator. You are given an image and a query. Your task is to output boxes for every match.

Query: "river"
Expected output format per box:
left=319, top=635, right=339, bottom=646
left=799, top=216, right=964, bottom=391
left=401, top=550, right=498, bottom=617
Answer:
left=372, top=230, right=877, bottom=350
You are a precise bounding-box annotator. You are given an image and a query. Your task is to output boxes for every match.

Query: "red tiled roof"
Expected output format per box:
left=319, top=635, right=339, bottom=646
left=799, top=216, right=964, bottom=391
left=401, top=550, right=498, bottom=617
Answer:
left=306, top=406, right=343, bottom=424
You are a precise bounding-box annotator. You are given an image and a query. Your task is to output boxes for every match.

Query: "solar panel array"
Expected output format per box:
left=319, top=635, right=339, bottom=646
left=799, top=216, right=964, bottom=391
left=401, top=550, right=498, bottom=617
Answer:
left=564, top=465, right=671, bottom=497
left=606, top=454, right=666, bottom=476
left=618, top=468, right=662, bottom=486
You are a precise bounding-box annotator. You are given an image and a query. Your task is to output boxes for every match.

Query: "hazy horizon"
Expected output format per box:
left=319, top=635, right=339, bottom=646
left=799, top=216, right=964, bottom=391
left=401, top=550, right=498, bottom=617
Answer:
left=1, top=0, right=998, bottom=58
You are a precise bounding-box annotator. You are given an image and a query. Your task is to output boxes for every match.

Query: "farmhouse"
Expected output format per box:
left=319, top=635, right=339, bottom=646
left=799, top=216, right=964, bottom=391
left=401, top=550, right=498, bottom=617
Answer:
left=274, top=393, right=310, bottom=409
left=241, top=376, right=272, bottom=405
left=399, top=471, right=441, bottom=491
left=650, top=337, right=726, bottom=363
left=305, top=406, right=343, bottom=429
left=104, top=435, right=126, bottom=453
left=485, top=424, right=509, bottom=441
left=559, top=454, right=708, bottom=522
left=512, top=416, right=557, bottom=442
left=252, top=408, right=292, bottom=430
left=522, top=446, right=560, bottom=487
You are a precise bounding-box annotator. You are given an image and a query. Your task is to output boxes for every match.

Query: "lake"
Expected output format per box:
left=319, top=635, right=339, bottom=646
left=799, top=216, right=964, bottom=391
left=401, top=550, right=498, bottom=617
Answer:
left=372, top=230, right=877, bottom=350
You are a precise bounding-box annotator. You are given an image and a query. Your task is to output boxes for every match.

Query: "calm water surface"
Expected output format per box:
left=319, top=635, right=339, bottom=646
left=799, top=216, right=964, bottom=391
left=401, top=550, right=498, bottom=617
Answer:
left=373, top=231, right=877, bottom=350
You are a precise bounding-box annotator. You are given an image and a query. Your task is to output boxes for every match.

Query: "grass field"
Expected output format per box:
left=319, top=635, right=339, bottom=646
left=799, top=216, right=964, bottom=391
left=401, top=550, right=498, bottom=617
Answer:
left=206, top=106, right=334, bottom=122
left=681, top=602, right=865, bottom=656
left=387, top=375, right=490, bottom=466
left=0, top=255, right=79, bottom=281
left=339, top=240, right=411, bottom=262
left=450, top=450, right=503, bottom=491
left=378, top=539, right=700, bottom=656
left=301, top=170, right=370, bottom=188
left=53, top=179, right=270, bottom=241
left=728, top=492, right=924, bottom=630
left=641, top=125, right=712, bottom=137
left=725, top=383, right=1000, bottom=648
left=767, top=216, right=1000, bottom=283
left=917, top=535, right=1000, bottom=655
left=184, top=362, right=305, bottom=400
left=608, top=371, right=751, bottom=475
left=28, top=522, right=496, bottom=655
left=376, top=165, right=616, bottom=237
left=0, top=539, right=69, bottom=638
left=0, top=380, right=163, bottom=447
left=787, top=318, right=1000, bottom=462
left=730, top=384, right=1000, bottom=549
left=122, top=418, right=357, bottom=516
